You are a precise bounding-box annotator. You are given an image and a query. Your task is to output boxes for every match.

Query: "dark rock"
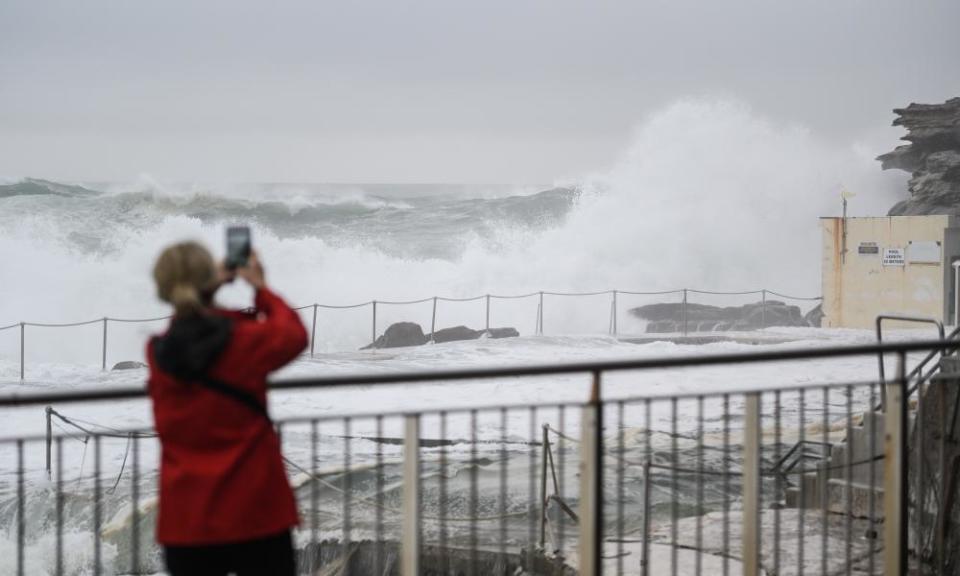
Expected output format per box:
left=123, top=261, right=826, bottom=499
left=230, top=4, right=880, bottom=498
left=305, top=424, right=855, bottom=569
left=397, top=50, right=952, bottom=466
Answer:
left=804, top=303, right=824, bottom=328
left=361, top=322, right=427, bottom=349
left=878, top=97, right=960, bottom=215
left=485, top=327, right=520, bottom=339
left=362, top=322, right=519, bottom=349
left=431, top=325, right=481, bottom=343
left=629, top=300, right=811, bottom=333
left=111, top=361, right=147, bottom=370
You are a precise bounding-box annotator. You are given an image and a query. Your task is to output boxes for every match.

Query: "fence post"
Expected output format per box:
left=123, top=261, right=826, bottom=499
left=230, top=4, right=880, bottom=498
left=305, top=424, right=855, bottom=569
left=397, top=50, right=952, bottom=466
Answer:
left=310, top=304, right=318, bottom=357
left=402, top=414, right=421, bottom=576
left=538, top=292, right=544, bottom=335
left=682, top=289, right=688, bottom=336
left=430, top=297, right=437, bottom=343
left=578, top=371, right=603, bottom=576
left=45, top=406, right=52, bottom=479
left=371, top=301, right=377, bottom=349
left=101, top=317, right=108, bottom=371
left=883, top=352, right=907, bottom=576
left=742, top=393, right=761, bottom=576
left=610, top=290, right=618, bottom=335
left=761, top=290, right=767, bottom=329
left=19, top=323, right=24, bottom=381
left=485, top=294, right=491, bottom=333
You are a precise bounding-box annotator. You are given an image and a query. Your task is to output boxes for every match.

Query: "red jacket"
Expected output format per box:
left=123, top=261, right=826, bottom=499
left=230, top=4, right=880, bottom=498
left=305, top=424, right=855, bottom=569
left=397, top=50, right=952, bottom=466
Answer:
left=147, top=287, right=307, bottom=545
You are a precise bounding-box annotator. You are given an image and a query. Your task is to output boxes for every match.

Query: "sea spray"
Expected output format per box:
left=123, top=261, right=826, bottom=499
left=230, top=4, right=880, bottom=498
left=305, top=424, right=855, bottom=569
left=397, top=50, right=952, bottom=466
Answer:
left=0, top=98, right=903, bottom=363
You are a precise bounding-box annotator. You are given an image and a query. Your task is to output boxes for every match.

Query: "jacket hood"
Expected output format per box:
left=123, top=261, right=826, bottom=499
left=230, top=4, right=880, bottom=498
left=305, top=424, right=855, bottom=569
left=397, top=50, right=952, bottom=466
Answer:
left=153, top=314, right=232, bottom=380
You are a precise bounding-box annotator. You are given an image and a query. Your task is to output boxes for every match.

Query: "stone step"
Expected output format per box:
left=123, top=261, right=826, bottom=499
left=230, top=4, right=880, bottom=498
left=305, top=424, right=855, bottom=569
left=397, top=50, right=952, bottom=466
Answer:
left=825, top=478, right=885, bottom=520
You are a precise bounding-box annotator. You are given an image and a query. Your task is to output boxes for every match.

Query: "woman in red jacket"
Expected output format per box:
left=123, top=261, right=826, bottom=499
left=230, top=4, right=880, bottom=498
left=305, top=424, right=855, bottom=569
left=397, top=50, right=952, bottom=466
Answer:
left=147, top=241, right=307, bottom=576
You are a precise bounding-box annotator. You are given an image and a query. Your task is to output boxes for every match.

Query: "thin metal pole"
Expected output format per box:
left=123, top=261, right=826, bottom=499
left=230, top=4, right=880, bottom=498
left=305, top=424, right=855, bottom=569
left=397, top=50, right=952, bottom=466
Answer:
left=17, top=439, right=24, bottom=576
left=761, top=290, right=767, bottom=329
left=310, top=304, right=318, bottom=357
left=485, top=294, right=490, bottom=333
left=131, top=434, right=140, bottom=575
left=430, top=296, right=437, bottom=343
left=371, top=300, right=377, bottom=348
left=642, top=399, right=652, bottom=576
left=682, top=289, right=688, bottom=336
left=883, top=352, right=906, bottom=576
left=55, top=438, right=63, bottom=576
left=540, top=424, right=549, bottom=548
left=743, top=393, right=761, bottom=576
left=611, top=290, right=618, bottom=335
left=20, top=322, right=24, bottom=381
left=101, top=317, right=108, bottom=371
left=954, top=261, right=960, bottom=327
left=94, top=435, right=102, bottom=576
left=46, top=406, right=52, bottom=478
left=402, top=415, right=421, bottom=576
left=538, top=291, right=544, bottom=335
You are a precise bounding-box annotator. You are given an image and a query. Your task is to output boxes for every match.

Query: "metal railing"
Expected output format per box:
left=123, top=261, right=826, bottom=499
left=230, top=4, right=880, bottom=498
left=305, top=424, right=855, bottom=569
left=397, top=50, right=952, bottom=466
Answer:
left=1, top=339, right=956, bottom=574
left=0, top=287, right=821, bottom=380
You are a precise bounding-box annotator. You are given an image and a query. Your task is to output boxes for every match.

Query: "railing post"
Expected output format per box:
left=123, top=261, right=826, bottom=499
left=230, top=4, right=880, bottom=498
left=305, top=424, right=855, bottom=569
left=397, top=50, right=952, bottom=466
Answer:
left=19, top=322, right=24, bottom=381
left=430, top=296, right=437, bottom=343
left=45, top=406, right=52, bottom=479
left=310, top=304, right=318, bottom=357
left=641, top=460, right=651, bottom=576
left=371, top=300, right=377, bottom=349
left=883, top=351, right=907, bottom=576
left=540, top=424, right=549, bottom=548
left=402, top=415, right=421, bottom=576
left=742, top=393, right=761, bottom=576
left=682, top=289, right=689, bottom=336
left=485, top=294, right=491, bottom=333
left=761, top=290, right=767, bottom=329
left=578, top=371, right=603, bottom=576
left=101, top=317, right=108, bottom=371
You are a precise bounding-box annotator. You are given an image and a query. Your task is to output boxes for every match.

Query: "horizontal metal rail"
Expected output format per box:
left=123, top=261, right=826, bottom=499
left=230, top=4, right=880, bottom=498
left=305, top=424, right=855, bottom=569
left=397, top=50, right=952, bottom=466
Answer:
left=0, top=338, right=952, bottom=408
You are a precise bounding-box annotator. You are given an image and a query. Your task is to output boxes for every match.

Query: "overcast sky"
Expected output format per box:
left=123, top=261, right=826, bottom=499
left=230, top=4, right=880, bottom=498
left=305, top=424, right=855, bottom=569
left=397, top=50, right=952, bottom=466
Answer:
left=1, top=1, right=958, bottom=184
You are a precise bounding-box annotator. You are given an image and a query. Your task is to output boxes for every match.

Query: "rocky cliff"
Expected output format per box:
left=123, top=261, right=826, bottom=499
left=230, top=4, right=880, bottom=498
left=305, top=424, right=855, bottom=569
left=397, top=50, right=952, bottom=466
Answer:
left=878, top=97, right=960, bottom=215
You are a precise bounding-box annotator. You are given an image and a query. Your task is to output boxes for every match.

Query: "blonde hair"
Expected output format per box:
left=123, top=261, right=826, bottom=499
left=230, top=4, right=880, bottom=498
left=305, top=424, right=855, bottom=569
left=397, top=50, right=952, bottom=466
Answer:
left=153, top=242, right=218, bottom=316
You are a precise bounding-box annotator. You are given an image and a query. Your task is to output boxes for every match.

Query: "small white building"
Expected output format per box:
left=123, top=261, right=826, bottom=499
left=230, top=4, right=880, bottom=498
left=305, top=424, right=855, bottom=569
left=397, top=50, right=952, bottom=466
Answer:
left=821, top=215, right=960, bottom=328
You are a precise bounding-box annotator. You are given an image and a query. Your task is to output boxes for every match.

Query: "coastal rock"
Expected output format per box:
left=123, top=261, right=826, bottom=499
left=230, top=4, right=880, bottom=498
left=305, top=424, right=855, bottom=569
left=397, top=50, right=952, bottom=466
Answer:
left=803, top=303, right=824, bottom=328
left=630, top=300, right=810, bottom=333
left=431, top=325, right=480, bottom=343
left=484, top=327, right=520, bottom=339
left=111, top=361, right=147, bottom=370
left=878, top=97, right=960, bottom=215
left=362, top=322, right=427, bottom=349
left=362, top=322, right=519, bottom=349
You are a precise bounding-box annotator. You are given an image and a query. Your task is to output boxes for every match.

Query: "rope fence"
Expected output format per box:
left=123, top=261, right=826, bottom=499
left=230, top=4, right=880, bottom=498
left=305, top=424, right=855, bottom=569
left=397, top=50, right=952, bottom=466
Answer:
left=1, top=288, right=821, bottom=380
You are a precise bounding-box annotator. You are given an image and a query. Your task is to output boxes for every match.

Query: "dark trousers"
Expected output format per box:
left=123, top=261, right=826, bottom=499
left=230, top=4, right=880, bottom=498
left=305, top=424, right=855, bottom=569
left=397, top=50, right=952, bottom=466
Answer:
left=164, top=530, right=295, bottom=576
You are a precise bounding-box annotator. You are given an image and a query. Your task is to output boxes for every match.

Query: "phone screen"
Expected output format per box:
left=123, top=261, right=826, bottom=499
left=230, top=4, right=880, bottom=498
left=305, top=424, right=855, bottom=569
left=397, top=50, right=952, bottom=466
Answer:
left=226, top=226, right=251, bottom=268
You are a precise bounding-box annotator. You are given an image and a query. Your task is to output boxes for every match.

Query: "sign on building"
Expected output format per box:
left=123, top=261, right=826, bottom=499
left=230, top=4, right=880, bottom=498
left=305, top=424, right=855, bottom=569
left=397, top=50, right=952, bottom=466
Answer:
left=858, top=242, right=879, bottom=255
left=907, top=240, right=941, bottom=264
left=883, top=248, right=905, bottom=266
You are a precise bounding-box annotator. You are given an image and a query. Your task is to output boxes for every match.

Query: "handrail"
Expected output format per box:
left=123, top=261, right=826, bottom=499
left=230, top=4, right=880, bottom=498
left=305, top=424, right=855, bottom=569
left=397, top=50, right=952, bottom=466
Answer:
left=875, top=314, right=950, bottom=411
left=0, top=338, right=950, bottom=408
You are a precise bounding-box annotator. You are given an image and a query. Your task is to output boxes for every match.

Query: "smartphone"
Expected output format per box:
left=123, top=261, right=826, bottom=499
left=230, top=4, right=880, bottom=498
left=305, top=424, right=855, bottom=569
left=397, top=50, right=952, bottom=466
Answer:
left=226, top=226, right=251, bottom=269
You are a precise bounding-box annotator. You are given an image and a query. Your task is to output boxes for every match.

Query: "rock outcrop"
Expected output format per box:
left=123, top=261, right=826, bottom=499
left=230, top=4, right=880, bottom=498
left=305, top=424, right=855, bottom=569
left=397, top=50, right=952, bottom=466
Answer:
left=878, top=97, right=960, bottom=215
left=112, top=360, right=147, bottom=370
left=362, top=323, right=519, bottom=349
left=630, top=300, right=812, bottom=333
